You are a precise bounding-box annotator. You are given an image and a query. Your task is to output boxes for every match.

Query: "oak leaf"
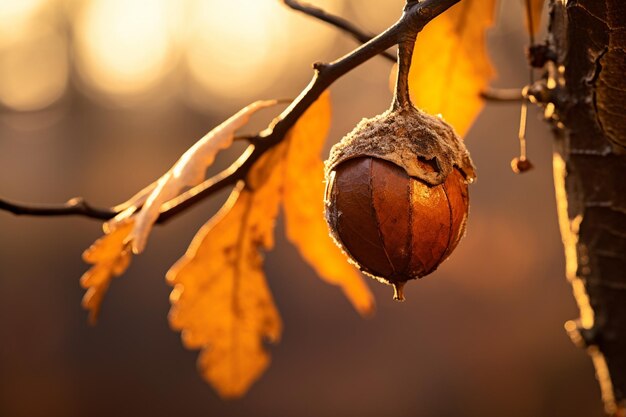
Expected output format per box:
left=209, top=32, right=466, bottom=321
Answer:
left=80, top=219, right=134, bottom=324
left=166, top=145, right=286, bottom=398
left=283, top=92, right=375, bottom=316
left=404, top=0, right=497, bottom=136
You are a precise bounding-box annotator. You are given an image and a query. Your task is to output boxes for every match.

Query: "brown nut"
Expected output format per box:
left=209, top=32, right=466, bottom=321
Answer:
left=324, top=107, right=475, bottom=300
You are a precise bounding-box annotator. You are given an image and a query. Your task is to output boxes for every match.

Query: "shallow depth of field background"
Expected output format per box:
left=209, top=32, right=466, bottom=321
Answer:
left=0, top=1, right=604, bottom=416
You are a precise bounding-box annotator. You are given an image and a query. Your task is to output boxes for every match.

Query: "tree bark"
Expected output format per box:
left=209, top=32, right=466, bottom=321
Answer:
left=550, top=1, right=626, bottom=415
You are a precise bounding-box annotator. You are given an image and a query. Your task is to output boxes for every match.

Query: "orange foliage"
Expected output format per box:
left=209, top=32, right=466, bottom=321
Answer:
left=405, top=0, right=497, bottom=136
left=283, top=91, right=375, bottom=316
left=527, top=0, right=546, bottom=35
left=167, top=147, right=285, bottom=397
left=80, top=219, right=134, bottom=324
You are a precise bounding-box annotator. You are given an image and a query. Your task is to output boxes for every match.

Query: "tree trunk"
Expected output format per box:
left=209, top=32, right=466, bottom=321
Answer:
left=549, top=1, right=626, bottom=415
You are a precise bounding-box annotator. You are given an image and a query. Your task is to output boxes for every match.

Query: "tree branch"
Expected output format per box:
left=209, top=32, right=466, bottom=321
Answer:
left=0, top=197, right=114, bottom=220
left=282, top=0, right=397, bottom=63
left=0, top=0, right=461, bottom=224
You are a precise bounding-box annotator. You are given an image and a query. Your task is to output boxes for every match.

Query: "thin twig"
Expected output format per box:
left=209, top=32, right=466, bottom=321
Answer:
left=233, top=134, right=256, bottom=142
left=283, top=0, right=396, bottom=63
left=480, top=87, right=524, bottom=102
left=0, top=0, right=461, bottom=224
left=0, top=197, right=114, bottom=220
left=480, top=88, right=524, bottom=102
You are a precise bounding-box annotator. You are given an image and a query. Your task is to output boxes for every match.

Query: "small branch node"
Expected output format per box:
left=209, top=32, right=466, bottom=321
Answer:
left=283, top=0, right=396, bottom=62
left=313, top=61, right=328, bottom=71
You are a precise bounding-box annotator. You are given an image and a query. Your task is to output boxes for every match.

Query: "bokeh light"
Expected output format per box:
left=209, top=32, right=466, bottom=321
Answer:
left=74, top=0, right=177, bottom=97
left=350, top=0, right=405, bottom=33
left=0, top=0, right=349, bottom=110
left=0, top=27, right=68, bottom=111
left=184, top=0, right=343, bottom=109
left=0, top=0, right=47, bottom=41
left=0, top=0, right=68, bottom=111
left=185, top=0, right=282, bottom=100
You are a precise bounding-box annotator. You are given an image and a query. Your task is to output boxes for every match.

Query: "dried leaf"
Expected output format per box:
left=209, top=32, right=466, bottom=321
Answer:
left=166, top=145, right=286, bottom=398
left=80, top=219, right=134, bottom=324
left=405, top=0, right=497, bottom=136
left=111, top=100, right=280, bottom=254
left=283, top=92, right=374, bottom=315
left=526, top=0, right=545, bottom=35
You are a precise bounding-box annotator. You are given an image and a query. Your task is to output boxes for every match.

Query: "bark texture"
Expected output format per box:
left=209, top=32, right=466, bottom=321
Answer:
left=550, top=1, right=626, bottom=415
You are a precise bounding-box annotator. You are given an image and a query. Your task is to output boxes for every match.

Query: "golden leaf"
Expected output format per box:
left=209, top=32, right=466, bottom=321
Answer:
left=527, top=0, right=545, bottom=35
left=80, top=219, right=134, bottom=325
left=405, top=0, right=497, bottom=136
left=283, top=91, right=375, bottom=316
left=166, top=145, right=286, bottom=399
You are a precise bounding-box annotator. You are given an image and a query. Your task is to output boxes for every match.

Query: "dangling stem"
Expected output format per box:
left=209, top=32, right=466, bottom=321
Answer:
left=392, top=1, right=420, bottom=111
left=511, top=86, right=533, bottom=174
left=393, top=36, right=417, bottom=110
left=518, top=98, right=528, bottom=161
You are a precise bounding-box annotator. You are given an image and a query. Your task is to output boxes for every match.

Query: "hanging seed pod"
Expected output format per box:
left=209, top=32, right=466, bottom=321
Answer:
left=324, top=106, right=476, bottom=301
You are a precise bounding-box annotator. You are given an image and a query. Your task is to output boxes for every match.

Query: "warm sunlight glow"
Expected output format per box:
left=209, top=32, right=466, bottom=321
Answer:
left=0, top=28, right=68, bottom=111
left=1, top=0, right=345, bottom=109
left=185, top=0, right=285, bottom=100
left=75, top=0, right=175, bottom=96
left=352, top=0, right=404, bottom=33
left=553, top=153, right=594, bottom=329
left=185, top=0, right=342, bottom=107
left=0, top=0, right=46, bottom=41
left=589, top=345, right=619, bottom=416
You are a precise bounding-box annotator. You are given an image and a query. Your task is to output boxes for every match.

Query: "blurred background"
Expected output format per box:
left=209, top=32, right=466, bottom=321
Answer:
left=0, top=0, right=605, bottom=416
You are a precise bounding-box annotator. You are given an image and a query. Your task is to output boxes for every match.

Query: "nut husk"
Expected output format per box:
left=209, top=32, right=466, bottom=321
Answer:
left=326, top=106, right=476, bottom=185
